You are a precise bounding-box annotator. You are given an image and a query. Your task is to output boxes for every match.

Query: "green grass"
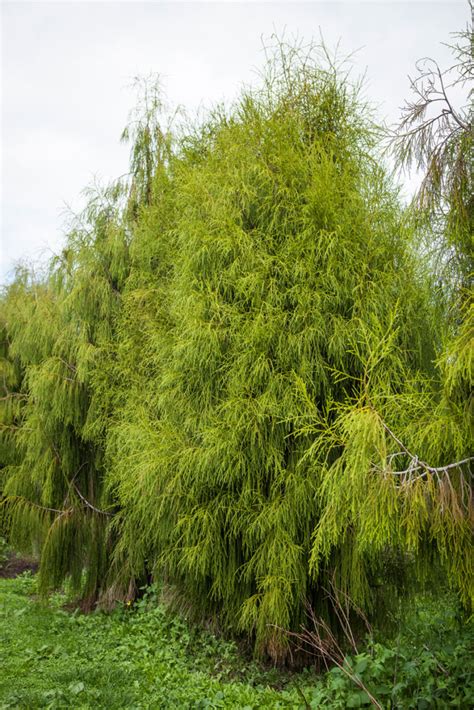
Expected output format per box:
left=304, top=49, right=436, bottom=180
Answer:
left=0, top=575, right=304, bottom=709
left=1, top=574, right=473, bottom=709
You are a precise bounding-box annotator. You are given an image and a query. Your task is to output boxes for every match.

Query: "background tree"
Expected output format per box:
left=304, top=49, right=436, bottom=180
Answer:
left=0, top=182, right=130, bottom=606
left=390, top=2, right=472, bottom=293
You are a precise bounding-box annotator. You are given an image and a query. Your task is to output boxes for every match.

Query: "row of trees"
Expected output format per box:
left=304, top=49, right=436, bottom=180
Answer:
left=1, top=32, right=472, bottom=661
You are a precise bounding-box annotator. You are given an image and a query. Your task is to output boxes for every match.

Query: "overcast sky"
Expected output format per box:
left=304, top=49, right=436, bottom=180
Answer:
left=1, top=1, right=469, bottom=284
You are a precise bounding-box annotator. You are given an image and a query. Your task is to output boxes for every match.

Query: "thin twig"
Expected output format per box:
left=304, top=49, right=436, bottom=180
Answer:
left=72, top=482, right=113, bottom=517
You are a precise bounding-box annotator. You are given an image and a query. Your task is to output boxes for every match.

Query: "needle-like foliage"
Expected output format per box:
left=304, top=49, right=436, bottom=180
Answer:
left=0, top=182, right=130, bottom=605
left=105, top=43, right=452, bottom=660
left=1, top=38, right=471, bottom=662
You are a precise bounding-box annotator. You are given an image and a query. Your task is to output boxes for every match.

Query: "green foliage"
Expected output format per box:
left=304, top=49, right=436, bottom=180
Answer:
left=0, top=574, right=301, bottom=708
left=106, top=42, right=456, bottom=659
left=306, top=594, right=474, bottom=709
left=1, top=575, right=472, bottom=709
left=0, top=37, right=472, bottom=663
left=0, top=537, right=9, bottom=566
left=0, top=274, right=28, bottom=481
left=0, top=181, right=130, bottom=602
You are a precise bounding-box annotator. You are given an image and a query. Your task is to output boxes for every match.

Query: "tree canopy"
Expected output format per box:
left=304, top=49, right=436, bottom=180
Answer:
left=1, top=38, right=472, bottom=662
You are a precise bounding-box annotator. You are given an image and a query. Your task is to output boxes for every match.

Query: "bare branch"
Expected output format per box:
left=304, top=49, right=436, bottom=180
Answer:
left=281, top=584, right=382, bottom=709
left=72, top=482, right=113, bottom=517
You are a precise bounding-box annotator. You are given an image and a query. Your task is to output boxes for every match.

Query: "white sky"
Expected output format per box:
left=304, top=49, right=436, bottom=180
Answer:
left=0, top=0, right=469, bottom=284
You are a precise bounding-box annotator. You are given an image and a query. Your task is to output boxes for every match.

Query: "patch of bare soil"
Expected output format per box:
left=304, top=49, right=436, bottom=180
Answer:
left=0, top=554, right=38, bottom=578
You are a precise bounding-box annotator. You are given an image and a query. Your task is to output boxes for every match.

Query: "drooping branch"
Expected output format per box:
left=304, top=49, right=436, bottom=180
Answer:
left=72, top=482, right=113, bottom=517
left=0, top=392, right=28, bottom=403
left=374, top=410, right=473, bottom=476
left=1, top=494, right=65, bottom=516
left=366, top=406, right=473, bottom=518
left=61, top=461, right=114, bottom=518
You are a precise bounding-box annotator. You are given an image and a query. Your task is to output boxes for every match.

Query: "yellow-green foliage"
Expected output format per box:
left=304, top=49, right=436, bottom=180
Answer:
left=0, top=184, right=129, bottom=601
left=0, top=43, right=471, bottom=661
left=105, top=49, right=468, bottom=659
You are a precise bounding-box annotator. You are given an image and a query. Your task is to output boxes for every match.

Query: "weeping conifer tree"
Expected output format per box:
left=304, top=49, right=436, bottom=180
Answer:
left=0, top=75, right=171, bottom=602
left=106, top=43, right=442, bottom=660
left=0, top=181, right=130, bottom=605
left=0, top=271, right=30, bottom=521
left=1, top=39, right=470, bottom=662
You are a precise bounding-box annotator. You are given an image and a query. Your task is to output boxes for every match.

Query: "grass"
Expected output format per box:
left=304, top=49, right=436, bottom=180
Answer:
left=1, top=573, right=472, bottom=709
left=0, top=574, right=303, bottom=709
